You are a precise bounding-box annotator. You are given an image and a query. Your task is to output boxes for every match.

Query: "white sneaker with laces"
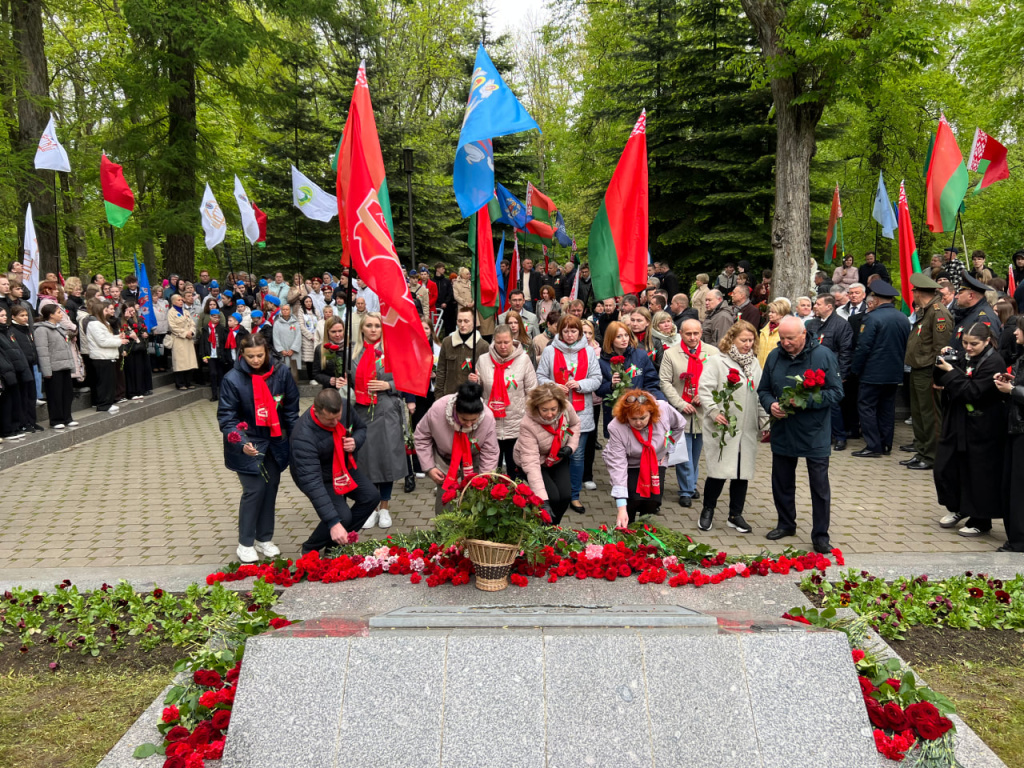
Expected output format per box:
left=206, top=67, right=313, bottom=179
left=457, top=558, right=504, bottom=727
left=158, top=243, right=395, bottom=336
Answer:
left=938, top=512, right=964, bottom=528
left=54, top=424, right=66, bottom=430
left=415, top=472, right=425, bottom=479
left=236, top=544, right=259, bottom=563
left=362, top=509, right=379, bottom=529
left=958, top=526, right=985, bottom=537
left=67, top=420, right=79, bottom=427
left=7, top=433, right=24, bottom=441
left=108, top=405, right=120, bottom=414
left=378, top=508, right=392, bottom=528
left=254, top=540, right=281, bottom=557
left=583, top=481, right=598, bottom=491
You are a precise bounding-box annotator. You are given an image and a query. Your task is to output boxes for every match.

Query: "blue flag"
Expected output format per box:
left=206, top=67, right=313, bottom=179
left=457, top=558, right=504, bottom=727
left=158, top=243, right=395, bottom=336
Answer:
left=453, top=45, right=540, bottom=218
left=554, top=211, right=573, bottom=248
left=494, top=183, right=530, bottom=228
left=872, top=171, right=898, bottom=239
left=495, top=232, right=506, bottom=311
left=137, top=260, right=157, bottom=332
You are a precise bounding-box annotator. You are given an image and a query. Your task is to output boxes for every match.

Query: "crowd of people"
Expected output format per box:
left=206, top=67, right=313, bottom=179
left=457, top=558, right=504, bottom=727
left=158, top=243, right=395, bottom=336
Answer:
left=3, top=249, right=1021, bottom=562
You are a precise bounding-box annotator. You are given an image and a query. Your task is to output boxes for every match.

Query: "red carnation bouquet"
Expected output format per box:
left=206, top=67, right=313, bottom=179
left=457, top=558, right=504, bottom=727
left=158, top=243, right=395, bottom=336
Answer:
left=708, top=367, right=744, bottom=459
left=774, top=368, right=827, bottom=421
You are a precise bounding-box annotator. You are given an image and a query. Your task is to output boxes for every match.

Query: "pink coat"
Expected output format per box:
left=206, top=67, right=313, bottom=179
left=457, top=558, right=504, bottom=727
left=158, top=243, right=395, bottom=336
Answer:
left=513, top=408, right=581, bottom=501
left=414, top=394, right=499, bottom=475
left=602, top=401, right=687, bottom=498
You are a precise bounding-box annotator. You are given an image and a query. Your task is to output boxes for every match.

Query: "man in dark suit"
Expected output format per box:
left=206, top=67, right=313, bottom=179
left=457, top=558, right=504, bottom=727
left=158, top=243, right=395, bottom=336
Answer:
left=857, top=251, right=890, bottom=287
left=521, top=258, right=543, bottom=313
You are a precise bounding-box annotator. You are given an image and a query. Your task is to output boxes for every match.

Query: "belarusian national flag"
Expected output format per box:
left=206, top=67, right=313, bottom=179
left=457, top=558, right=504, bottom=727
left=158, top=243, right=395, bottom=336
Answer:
left=253, top=204, right=267, bottom=248
left=588, top=110, right=648, bottom=300
left=101, top=152, right=134, bottom=228
left=823, top=184, right=842, bottom=264
left=337, top=60, right=394, bottom=266
left=925, top=115, right=969, bottom=233
left=468, top=201, right=500, bottom=318
left=517, top=182, right=558, bottom=245
left=897, top=180, right=921, bottom=313
left=968, top=128, right=1010, bottom=192
left=337, top=63, right=431, bottom=398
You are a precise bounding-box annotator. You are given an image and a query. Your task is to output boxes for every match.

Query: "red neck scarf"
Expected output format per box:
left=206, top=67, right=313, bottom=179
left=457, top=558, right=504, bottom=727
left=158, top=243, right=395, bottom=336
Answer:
left=769, top=321, right=780, bottom=333
left=207, top=321, right=218, bottom=348
left=310, top=409, right=358, bottom=494
left=554, top=346, right=587, bottom=411
left=636, top=330, right=647, bottom=343
left=355, top=346, right=379, bottom=405
left=541, top=414, right=566, bottom=467
left=225, top=327, right=240, bottom=349
left=251, top=367, right=281, bottom=437
left=680, top=342, right=704, bottom=403
left=443, top=429, right=476, bottom=491
left=488, top=355, right=515, bottom=418
left=630, top=423, right=660, bottom=498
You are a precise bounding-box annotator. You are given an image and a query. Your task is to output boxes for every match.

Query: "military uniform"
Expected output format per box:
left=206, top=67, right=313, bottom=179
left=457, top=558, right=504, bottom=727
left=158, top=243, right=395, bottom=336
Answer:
left=903, top=276, right=953, bottom=467
left=951, top=273, right=1002, bottom=352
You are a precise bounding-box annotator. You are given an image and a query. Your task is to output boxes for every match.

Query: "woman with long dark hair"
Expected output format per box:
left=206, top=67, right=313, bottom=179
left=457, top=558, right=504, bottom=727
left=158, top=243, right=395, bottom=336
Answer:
left=120, top=301, right=153, bottom=400
left=85, top=300, right=128, bottom=413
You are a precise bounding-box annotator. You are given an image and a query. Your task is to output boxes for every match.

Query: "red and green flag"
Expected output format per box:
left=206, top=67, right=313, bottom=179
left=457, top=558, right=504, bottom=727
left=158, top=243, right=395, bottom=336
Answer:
left=517, top=183, right=558, bottom=245
left=925, top=115, right=969, bottom=233
left=588, top=110, right=648, bottom=300
left=968, top=128, right=1010, bottom=195
left=100, top=152, right=134, bottom=228
left=253, top=203, right=267, bottom=248
left=897, top=180, right=921, bottom=313
left=468, top=201, right=500, bottom=319
left=823, top=184, right=843, bottom=265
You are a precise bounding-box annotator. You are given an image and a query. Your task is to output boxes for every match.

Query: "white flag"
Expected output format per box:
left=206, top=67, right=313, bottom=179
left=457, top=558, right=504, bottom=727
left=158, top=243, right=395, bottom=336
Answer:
left=199, top=183, right=226, bottom=250
left=34, top=114, right=71, bottom=173
left=291, top=165, right=337, bottom=222
left=23, top=205, right=40, bottom=300
left=233, top=175, right=260, bottom=245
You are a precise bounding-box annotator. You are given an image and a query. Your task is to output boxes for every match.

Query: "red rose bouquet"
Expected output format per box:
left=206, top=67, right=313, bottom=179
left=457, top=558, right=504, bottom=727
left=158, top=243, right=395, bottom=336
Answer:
left=708, top=367, right=744, bottom=459
left=604, top=354, right=639, bottom=405
left=435, top=473, right=548, bottom=546
left=774, top=367, right=827, bottom=420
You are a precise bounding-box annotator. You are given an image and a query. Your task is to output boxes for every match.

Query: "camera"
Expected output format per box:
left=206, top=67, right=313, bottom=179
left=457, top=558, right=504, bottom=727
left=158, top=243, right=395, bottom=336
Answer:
left=935, top=351, right=961, bottom=367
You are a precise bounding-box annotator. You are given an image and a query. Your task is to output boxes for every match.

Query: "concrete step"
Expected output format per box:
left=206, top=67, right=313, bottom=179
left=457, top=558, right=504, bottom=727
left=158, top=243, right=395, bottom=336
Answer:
left=32, top=370, right=178, bottom=422
left=1, top=383, right=207, bottom=472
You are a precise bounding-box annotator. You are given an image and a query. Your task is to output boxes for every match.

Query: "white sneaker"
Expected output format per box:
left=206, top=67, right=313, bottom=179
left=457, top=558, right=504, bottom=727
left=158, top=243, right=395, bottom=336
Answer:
left=583, top=481, right=598, bottom=491
left=6, top=433, right=24, bottom=441
left=36, top=399, right=45, bottom=407
left=377, top=508, right=392, bottom=528
left=253, top=540, right=280, bottom=557
left=132, top=395, right=144, bottom=401
left=415, top=472, right=425, bottom=479
left=938, top=512, right=964, bottom=529
left=362, top=509, right=379, bottom=529
left=117, top=398, right=128, bottom=404
left=53, top=424, right=66, bottom=430
left=904, top=417, right=913, bottom=425
left=236, top=544, right=259, bottom=563
left=67, top=421, right=79, bottom=427
left=107, top=405, right=120, bottom=414
left=958, top=526, right=985, bottom=537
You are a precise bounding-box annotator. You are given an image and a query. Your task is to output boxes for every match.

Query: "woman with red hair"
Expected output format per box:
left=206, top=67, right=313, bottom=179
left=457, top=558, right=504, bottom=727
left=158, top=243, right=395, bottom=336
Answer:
left=603, top=388, right=687, bottom=527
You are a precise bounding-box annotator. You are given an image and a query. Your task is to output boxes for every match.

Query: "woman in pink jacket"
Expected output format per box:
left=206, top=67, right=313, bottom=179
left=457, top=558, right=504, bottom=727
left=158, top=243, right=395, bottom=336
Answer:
left=514, top=383, right=581, bottom=525
left=414, top=380, right=500, bottom=514
left=603, top=389, right=687, bottom=528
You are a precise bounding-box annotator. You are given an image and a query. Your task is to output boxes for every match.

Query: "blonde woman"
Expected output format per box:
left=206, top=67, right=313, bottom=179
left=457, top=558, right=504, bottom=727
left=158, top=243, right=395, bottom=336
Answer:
left=453, top=267, right=474, bottom=310
left=629, top=306, right=656, bottom=362
left=692, top=274, right=710, bottom=321
left=515, top=383, right=581, bottom=525
left=757, top=298, right=791, bottom=368
left=650, top=310, right=680, bottom=371
left=311, top=316, right=346, bottom=389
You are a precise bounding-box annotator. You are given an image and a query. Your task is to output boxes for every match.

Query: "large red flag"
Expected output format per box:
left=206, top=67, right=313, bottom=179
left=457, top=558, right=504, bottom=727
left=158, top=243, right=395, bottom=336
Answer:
left=476, top=204, right=499, bottom=310
left=339, top=84, right=431, bottom=397
left=897, top=180, right=921, bottom=312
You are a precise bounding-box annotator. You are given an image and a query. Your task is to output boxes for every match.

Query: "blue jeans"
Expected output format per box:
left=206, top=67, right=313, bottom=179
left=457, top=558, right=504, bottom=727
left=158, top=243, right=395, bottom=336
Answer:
left=570, top=430, right=590, bottom=500
left=675, top=432, right=703, bottom=498
left=34, top=365, right=43, bottom=400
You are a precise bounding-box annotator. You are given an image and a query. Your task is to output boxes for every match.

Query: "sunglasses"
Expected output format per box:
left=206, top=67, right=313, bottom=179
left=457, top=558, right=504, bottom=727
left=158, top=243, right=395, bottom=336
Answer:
left=624, top=395, right=649, bottom=404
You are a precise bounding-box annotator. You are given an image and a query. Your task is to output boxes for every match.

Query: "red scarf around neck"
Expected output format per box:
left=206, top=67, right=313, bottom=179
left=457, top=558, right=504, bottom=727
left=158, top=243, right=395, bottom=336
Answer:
left=355, top=346, right=379, bottom=405
left=680, top=342, right=704, bottom=403
left=207, top=322, right=218, bottom=348
left=225, top=327, right=240, bottom=349
left=443, top=428, right=476, bottom=491
left=630, top=423, right=660, bottom=498
left=252, top=368, right=282, bottom=437
left=554, top=346, right=587, bottom=411
left=541, top=414, right=566, bottom=468
left=488, top=355, right=514, bottom=418
left=310, top=409, right=358, bottom=494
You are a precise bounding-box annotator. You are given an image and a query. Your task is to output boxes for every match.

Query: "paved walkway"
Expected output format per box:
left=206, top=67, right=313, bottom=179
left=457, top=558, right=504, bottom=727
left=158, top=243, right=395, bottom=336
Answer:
left=0, top=399, right=1008, bottom=571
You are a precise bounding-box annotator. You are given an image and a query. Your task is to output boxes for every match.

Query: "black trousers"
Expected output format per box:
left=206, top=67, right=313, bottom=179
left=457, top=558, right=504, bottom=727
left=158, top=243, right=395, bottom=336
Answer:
left=702, top=477, right=749, bottom=517
left=0, top=382, right=20, bottom=437
left=771, top=454, right=831, bottom=544
left=841, top=374, right=861, bottom=437
left=625, top=466, right=667, bottom=523
left=858, top=382, right=898, bottom=453
left=302, top=468, right=380, bottom=553
left=174, top=371, right=192, bottom=389
left=237, top=452, right=282, bottom=546
left=583, top=403, right=600, bottom=482
left=1003, top=434, right=1024, bottom=550
left=44, top=370, right=73, bottom=426
left=124, top=352, right=152, bottom=398
left=92, top=359, right=116, bottom=411
left=207, top=356, right=224, bottom=398
left=18, top=378, right=36, bottom=429
left=410, top=390, right=436, bottom=474
left=497, top=438, right=521, bottom=480
left=542, top=459, right=573, bottom=526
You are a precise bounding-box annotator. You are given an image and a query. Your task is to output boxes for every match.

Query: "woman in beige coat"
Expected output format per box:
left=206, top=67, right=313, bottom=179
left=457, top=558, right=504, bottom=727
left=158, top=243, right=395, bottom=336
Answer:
left=696, top=320, right=767, bottom=534
left=166, top=292, right=198, bottom=389
left=514, top=383, right=581, bottom=525
left=452, top=268, right=473, bottom=309
left=469, top=325, right=538, bottom=479
left=692, top=274, right=710, bottom=322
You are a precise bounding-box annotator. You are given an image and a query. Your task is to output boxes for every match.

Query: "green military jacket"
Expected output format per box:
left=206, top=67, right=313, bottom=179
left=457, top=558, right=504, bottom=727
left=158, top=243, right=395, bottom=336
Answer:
left=905, top=296, right=953, bottom=369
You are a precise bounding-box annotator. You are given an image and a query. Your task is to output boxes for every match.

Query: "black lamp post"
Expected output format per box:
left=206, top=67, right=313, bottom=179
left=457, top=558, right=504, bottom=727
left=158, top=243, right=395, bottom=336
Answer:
left=403, top=148, right=416, bottom=273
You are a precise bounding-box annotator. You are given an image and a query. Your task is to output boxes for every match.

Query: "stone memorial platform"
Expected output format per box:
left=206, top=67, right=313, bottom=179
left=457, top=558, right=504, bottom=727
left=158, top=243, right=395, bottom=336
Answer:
left=219, top=604, right=881, bottom=768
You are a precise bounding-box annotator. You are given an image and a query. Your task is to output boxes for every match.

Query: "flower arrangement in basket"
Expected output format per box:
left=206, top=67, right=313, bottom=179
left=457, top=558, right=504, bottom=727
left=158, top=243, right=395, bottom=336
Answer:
left=435, top=473, right=549, bottom=591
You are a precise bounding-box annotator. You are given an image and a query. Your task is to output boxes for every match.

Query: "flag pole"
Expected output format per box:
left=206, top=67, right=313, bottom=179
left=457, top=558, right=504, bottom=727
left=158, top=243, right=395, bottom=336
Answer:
left=343, top=261, right=355, bottom=432
left=472, top=224, right=478, bottom=374
left=52, top=173, right=63, bottom=279
left=109, top=225, right=118, bottom=282
left=224, top=242, right=235, bottom=283
left=949, top=213, right=961, bottom=258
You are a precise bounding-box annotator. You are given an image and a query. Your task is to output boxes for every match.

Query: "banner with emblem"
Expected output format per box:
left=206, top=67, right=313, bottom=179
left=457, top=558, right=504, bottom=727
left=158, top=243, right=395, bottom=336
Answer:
left=199, top=183, right=227, bottom=250
left=233, top=175, right=261, bottom=245
left=34, top=114, right=71, bottom=173
left=22, top=205, right=40, bottom=301
left=291, top=165, right=337, bottom=222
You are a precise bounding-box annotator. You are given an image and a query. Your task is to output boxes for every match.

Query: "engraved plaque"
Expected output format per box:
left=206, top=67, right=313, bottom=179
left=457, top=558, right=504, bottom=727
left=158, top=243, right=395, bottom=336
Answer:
left=369, top=604, right=718, bottom=629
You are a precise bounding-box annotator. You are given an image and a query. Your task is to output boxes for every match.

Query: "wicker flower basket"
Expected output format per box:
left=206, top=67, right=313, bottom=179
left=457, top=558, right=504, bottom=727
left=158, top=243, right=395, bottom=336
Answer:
left=464, top=538, right=520, bottom=591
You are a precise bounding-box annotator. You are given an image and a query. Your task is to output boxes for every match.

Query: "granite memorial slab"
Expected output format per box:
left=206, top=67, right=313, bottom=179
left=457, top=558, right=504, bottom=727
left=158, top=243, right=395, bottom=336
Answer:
left=369, top=603, right=718, bottom=629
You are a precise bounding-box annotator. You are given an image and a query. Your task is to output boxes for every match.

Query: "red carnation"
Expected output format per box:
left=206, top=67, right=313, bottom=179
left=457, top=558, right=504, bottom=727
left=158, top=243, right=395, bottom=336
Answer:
left=227, top=431, right=242, bottom=444
left=538, top=510, right=552, bottom=524
left=726, top=368, right=742, bottom=385
left=469, top=475, right=489, bottom=489
left=162, top=706, right=180, bottom=723
left=268, top=617, right=291, bottom=629
left=851, top=649, right=865, bottom=663
left=410, top=573, right=422, bottom=584
left=212, top=710, right=231, bottom=730
left=611, top=355, right=626, bottom=365
left=490, top=484, right=510, bottom=500
left=235, top=421, right=249, bottom=431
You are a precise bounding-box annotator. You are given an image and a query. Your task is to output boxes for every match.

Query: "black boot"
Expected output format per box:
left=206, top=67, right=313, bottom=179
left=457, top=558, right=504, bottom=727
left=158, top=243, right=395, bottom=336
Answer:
left=698, top=507, right=714, bottom=532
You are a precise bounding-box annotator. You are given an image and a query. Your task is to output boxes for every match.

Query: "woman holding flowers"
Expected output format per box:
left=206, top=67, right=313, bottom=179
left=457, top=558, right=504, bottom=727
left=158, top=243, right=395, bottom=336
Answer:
left=596, top=320, right=664, bottom=438
left=515, top=383, right=581, bottom=525
left=603, top=389, right=687, bottom=527
left=696, top=320, right=765, bottom=534
left=312, top=317, right=346, bottom=389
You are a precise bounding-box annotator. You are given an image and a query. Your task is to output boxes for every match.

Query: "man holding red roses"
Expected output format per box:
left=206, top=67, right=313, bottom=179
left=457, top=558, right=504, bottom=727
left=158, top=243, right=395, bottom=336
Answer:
left=757, top=316, right=844, bottom=554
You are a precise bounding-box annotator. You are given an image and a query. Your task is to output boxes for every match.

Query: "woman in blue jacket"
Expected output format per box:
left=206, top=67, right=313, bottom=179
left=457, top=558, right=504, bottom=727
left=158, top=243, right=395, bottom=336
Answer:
left=217, top=332, right=301, bottom=563
left=595, top=320, right=665, bottom=437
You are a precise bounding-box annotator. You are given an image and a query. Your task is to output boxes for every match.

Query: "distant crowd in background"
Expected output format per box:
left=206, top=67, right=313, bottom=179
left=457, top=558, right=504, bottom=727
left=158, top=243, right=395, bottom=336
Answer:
left=2, top=246, right=1022, bottom=563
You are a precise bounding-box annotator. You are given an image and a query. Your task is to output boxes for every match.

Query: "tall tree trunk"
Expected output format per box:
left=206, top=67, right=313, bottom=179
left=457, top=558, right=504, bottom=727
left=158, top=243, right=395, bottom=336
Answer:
left=162, top=42, right=197, bottom=280
left=741, top=0, right=824, bottom=301
left=12, top=0, right=58, bottom=277
left=59, top=172, right=86, bottom=278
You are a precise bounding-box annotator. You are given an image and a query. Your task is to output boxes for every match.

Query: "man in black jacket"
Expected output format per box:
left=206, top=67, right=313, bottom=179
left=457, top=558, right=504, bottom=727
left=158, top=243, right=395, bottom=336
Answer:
left=857, top=252, right=890, bottom=287
left=808, top=295, right=854, bottom=450
left=290, top=388, right=380, bottom=555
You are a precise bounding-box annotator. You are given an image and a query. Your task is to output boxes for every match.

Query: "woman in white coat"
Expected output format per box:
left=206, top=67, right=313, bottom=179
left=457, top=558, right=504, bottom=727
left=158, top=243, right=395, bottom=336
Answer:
left=696, top=320, right=766, bottom=534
